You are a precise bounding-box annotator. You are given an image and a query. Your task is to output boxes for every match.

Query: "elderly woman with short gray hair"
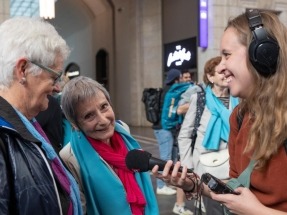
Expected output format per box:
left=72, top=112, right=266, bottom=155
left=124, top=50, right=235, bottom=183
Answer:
left=60, top=76, right=159, bottom=215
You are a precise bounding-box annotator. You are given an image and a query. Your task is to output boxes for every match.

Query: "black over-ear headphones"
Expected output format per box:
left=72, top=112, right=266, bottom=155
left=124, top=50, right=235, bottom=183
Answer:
left=246, top=9, right=279, bottom=77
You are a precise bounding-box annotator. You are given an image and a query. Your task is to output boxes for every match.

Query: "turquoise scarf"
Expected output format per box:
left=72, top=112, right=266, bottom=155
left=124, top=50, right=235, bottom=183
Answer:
left=202, top=86, right=239, bottom=150
left=70, top=122, right=159, bottom=215
left=14, top=109, right=82, bottom=215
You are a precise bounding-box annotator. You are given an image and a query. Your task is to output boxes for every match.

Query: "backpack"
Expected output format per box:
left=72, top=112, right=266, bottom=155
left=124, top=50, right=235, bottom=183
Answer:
left=190, top=84, right=206, bottom=153
left=161, top=82, right=191, bottom=130
left=142, top=88, right=163, bottom=123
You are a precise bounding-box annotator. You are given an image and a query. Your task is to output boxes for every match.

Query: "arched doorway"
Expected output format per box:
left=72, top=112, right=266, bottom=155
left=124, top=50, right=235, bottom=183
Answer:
left=96, top=49, right=109, bottom=91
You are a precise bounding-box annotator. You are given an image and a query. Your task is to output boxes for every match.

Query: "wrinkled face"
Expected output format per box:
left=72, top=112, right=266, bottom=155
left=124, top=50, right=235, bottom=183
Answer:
left=75, top=91, right=115, bottom=143
left=23, top=58, right=62, bottom=118
left=208, top=63, right=229, bottom=88
left=220, top=27, right=254, bottom=98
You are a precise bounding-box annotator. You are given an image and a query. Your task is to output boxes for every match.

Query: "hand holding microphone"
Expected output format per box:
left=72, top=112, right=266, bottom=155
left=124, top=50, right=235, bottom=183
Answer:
left=125, top=149, right=193, bottom=173
left=126, top=149, right=197, bottom=193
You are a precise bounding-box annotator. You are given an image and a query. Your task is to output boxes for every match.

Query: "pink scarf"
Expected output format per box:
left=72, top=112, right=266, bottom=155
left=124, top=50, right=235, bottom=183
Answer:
left=87, top=132, right=146, bottom=215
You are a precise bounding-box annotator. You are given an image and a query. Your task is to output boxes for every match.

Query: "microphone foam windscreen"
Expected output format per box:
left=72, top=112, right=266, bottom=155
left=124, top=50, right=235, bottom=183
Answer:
left=125, top=149, right=152, bottom=172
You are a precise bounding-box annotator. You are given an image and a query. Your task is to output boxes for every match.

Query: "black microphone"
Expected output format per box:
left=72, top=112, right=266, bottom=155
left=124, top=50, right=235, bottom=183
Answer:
left=125, top=149, right=193, bottom=173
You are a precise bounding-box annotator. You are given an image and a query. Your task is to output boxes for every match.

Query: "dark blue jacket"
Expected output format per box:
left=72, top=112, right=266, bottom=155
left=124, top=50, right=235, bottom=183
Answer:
left=0, top=96, right=70, bottom=215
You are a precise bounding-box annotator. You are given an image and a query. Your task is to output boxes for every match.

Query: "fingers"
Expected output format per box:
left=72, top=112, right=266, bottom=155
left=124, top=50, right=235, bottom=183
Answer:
left=151, top=164, right=162, bottom=179
left=234, top=186, right=244, bottom=193
left=151, top=160, right=173, bottom=180
left=151, top=164, right=159, bottom=175
left=169, top=161, right=180, bottom=177
left=161, top=160, right=174, bottom=177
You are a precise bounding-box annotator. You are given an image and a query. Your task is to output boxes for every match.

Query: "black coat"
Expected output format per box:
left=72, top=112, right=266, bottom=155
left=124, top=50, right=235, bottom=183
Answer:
left=0, top=96, right=70, bottom=215
left=36, top=95, right=63, bottom=154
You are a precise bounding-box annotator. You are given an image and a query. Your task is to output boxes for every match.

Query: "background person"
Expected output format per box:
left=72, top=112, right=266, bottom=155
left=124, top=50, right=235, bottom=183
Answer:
left=60, top=76, right=158, bottom=215
left=36, top=94, right=64, bottom=154
left=0, top=17, right=82, bottom=215
left=153, top=68, right=193, bottom=215
left=174, top=70, right=197, bottom=215
left=180, top=70, right=192, bottom=83
left=152, top=69, right=179, bottom=196
left=152, top=9, right=287, bottom=214
left=178, top=56, right=239, bottom=214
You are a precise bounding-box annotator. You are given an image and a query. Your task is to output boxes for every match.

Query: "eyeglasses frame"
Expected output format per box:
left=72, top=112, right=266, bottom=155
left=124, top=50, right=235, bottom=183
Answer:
left=29, top=60, right=63, bottom=84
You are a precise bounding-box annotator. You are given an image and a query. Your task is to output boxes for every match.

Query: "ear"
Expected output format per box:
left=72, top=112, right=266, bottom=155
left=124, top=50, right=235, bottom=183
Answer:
left=15, top=58, right=28, bottom=80
left=206, top=73, right=214, bottom=84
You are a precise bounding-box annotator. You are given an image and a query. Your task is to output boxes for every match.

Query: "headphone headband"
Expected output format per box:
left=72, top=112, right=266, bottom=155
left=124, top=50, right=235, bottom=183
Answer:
left=247, top=9, right=263, bottom=30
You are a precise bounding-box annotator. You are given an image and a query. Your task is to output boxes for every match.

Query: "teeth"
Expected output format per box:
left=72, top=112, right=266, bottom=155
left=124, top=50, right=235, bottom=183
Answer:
left=226, top=76, right=232, bottom=83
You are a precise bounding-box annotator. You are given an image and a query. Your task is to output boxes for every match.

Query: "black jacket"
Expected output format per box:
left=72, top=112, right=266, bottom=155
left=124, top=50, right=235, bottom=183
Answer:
left=0, top=96, right=69, bottom=215
left=36, top=95, right=63, bottom=154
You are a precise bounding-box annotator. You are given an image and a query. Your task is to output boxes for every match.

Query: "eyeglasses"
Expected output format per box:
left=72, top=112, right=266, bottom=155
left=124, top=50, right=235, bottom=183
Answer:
left=29, top=60, right=63, bottom=85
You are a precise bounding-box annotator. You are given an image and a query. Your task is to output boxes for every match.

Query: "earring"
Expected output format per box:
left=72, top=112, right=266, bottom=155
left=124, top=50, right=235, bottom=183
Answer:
left=19, top=77, right=26, bottom=85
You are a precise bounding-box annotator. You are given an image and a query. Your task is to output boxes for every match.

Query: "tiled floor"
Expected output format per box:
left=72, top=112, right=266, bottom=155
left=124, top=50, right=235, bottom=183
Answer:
left=130, top=126, right=197, bottom=215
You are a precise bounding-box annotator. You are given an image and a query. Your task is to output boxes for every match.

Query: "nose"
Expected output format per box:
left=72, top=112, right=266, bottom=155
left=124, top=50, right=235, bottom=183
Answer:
left=53, top=83, right=61, bottom=93
left=218, top=59, right=226, bottom=74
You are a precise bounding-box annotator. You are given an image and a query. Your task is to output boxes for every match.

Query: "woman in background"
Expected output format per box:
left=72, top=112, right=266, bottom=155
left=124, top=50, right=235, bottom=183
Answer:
left=178, top=56, right=239, bottom=214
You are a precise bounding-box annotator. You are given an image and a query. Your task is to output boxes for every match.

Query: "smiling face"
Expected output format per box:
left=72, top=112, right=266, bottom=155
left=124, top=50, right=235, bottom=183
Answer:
left=207, top=63, right=229, bottom=89
left=8, top=58, right=63, bottom=119
left=220, top=27, right=254, bottom=99
left=75, top=91, right=116, bottom=143
left=26, top=71, right=58, bottom=111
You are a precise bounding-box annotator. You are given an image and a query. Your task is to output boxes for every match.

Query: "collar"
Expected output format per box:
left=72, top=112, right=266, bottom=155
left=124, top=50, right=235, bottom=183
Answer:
left=0, top=96, right=40, bottom=143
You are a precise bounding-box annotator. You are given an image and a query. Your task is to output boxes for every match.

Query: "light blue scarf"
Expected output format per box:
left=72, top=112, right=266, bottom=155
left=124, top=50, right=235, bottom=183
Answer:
left=71, top=122, right=159, bottom=215
left=15, top=109, right=82, bottom=215
left=202, top=86, right=239, bottom=150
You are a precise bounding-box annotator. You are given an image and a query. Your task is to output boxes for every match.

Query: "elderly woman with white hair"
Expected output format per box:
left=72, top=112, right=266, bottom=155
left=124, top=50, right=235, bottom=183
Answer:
left=0, top=17, right=82, bottom=215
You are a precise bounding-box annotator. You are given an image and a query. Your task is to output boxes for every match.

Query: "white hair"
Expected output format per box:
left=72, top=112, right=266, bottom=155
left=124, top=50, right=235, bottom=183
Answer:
left=0, top=17, right=70, bottom=90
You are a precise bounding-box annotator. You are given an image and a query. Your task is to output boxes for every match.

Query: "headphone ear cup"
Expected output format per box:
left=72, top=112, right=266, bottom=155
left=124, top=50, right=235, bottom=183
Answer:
left=246, top=9, right=280, bottom=77
left=248, top=38, right=279, bottom=77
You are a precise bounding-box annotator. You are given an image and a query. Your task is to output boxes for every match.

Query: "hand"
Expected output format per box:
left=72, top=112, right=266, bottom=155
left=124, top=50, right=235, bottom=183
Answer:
left=210, top=187, right=265, bottom=215
left=151, top=160, right=195, bottom=192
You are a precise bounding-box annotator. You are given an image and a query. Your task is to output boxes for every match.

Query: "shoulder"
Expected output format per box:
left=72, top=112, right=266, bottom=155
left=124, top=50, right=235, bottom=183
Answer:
left=230, top=106, right=240, bottom=122
left=116, top=120, right=130, bottom=133
left=59, top=143, right=73, bottom=162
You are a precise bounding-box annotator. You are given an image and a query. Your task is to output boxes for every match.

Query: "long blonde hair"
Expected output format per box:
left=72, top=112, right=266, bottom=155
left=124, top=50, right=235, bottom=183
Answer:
left=227, top=11, right=287, bottom=168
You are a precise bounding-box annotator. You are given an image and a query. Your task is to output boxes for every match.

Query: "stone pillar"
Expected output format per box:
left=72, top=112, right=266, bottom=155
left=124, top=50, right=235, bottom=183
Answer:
left=0, top=0, right=10, bottom=23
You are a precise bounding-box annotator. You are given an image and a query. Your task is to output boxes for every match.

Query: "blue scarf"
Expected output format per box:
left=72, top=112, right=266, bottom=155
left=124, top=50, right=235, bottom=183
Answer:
left=15, top=109, right=82, bottom=215
left=202, top=86, right=239, bottom=150
left=71, top=122, right=159, bottom=215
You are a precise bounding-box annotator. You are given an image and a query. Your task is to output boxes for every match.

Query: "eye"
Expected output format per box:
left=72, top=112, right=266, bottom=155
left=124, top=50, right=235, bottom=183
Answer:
left=51, top=74, right=61, bottom=85
left=101, top=102, right=110, bottom=111
left=222, top=51, right=231, bottom=59
left=83, top=112, right=95, bottom=121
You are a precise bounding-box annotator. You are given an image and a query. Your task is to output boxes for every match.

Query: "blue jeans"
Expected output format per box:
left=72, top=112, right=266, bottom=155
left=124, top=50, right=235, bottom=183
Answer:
left=153, top=129, right=174, bottom=189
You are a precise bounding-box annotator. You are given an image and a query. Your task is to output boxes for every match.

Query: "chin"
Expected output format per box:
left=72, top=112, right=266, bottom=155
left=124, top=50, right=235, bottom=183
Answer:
left=230, top=88, right=241, bottom=98
left=94, top=129, right=114, bottom=141
left=39, top=102, right=49, bottom=112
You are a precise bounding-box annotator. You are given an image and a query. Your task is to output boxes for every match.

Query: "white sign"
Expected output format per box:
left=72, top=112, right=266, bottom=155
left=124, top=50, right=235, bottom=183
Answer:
left=167, top=45, right=192, bottom=67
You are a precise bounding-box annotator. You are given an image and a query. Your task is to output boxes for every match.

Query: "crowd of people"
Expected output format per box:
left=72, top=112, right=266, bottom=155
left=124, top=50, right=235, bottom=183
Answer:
left=1, top=8, right=287, bottom=215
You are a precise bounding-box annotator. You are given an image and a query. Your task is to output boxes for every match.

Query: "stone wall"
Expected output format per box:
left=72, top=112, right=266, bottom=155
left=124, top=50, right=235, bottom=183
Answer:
left=0, top=0, right=9, bottom=23
left=197, top=0, right=287, bottom=82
